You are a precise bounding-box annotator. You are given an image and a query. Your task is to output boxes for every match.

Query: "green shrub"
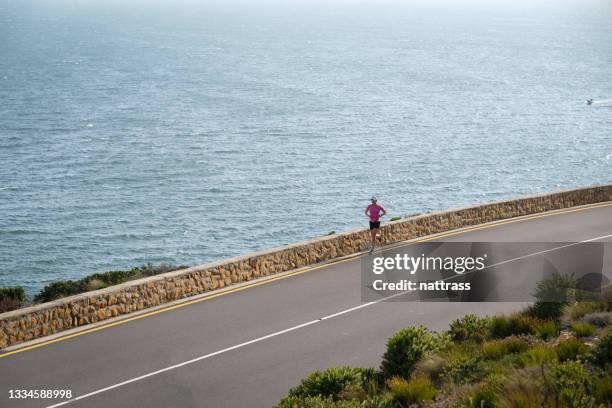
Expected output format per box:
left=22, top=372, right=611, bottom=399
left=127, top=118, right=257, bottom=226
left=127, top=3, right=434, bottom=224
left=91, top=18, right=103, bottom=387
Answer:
left=337, top=371, right=383, bottom=401
left=84, top=278, right=107, bottom=292
left=443, top=342, right=479, bottom=363
left=581, top=312, right=612, bottom=328
left=571, top=322, right=597, bottom=338
left=0, top=286, right=26, bottom=313
left=533, top=273, right=577, bottom=303
left=603, top=287, right=612, bottom=312
left=566, top=302, right=607, bottom=321
left=448, top=314, right=491, bottom=342
left=503, top=337, right=530, bottom=354
left=535, top=320, right=559, bottom=340
left=490, top=316, right=511, bottom=339
left=517, top=345, right=557, bottom=367
left=357, top=396, right=395, bottom=408
left=277, top=395, right=336, bottom=408
left=276, top=395, right=393, bottom=408
left=94, top=270, right=134, bottom=285
left=421, top=343, right=480, bottom=384
left=86, top=269, right=139, bottom=286
left=556, top=339, right=589, bottom=362
left=0, top=286, right=25, bottom=302
left=35, top=280, right=81, bottom=302
left=527, top=302, right=565, bottom=321
left=481, top=342, right=507, bottom=361
left=381, top=326, right=449, bottom=378
left=34, top=263, right=188, bottom=302
left=498, top=368, right=545, bottom=408
left=413, top=355, right=446, bottom=382
left=442, top=358, right=486, bottom=385
left=594, top=375, right=612, bottom=405
left=137, top=262, right=189, bottom=277
left=387, top=376, right=436, bottom=406
left=545, top=360, right=597, bottom=408
left=287, top=367, right=371, bottom=401
left=590, top=330, right=612, bottom=370
left=0, top=299, right=22, bottom=313
left=482, top=337, right=529, bottom=360
left=365, top=397, right=395, bottom=408
left=389, top=217, right=401, bottom=222
left=455, top=383, right=498, bottom=408
left=490, top=314, right=536, bottom=339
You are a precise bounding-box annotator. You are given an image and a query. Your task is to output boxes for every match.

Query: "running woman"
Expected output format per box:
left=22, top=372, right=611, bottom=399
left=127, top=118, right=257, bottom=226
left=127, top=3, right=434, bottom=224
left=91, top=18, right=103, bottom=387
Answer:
left=365, top=196, right=386, bottom=253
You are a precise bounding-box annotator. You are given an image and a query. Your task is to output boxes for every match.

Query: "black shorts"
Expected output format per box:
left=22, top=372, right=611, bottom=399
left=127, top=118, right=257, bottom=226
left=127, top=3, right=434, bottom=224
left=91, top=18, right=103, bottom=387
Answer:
left=369, top=221, right=380, bottom=230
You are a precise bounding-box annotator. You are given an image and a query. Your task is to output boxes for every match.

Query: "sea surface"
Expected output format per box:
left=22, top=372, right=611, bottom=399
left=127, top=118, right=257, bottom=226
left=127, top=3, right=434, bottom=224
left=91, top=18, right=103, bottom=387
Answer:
left=1, top=2, right=611, bottom=294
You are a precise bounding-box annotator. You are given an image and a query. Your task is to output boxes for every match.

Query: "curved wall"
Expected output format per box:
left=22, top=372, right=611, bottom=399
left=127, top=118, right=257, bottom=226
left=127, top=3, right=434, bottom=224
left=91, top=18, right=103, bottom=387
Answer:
left=1, top=185, right=610, bottom=349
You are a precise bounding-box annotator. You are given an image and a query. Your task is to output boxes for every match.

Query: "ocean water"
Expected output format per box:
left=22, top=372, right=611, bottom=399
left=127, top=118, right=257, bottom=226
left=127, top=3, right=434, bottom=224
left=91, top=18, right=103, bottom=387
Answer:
left=1, top=3, right=611, bottom=294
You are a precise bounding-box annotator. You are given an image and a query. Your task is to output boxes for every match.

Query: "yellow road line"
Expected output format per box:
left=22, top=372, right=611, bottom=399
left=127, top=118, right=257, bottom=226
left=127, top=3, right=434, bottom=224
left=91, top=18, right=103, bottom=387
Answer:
left=393, top=201, right=612, bottom=244
left=1, top=201, right=611, bottom=359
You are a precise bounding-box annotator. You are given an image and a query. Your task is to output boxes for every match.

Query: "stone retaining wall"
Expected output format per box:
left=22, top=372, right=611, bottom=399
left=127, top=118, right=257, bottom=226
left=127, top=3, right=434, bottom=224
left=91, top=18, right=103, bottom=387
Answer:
left=1, top=185, right=610, bottom=349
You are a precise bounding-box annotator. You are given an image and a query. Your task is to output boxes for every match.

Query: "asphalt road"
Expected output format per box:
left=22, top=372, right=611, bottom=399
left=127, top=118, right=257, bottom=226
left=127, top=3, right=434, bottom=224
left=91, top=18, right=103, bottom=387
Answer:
left=1, top=202, right=611, bottom=408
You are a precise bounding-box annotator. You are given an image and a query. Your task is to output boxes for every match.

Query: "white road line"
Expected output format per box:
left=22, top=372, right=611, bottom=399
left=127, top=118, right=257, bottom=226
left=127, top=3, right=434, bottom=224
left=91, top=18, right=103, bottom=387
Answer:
left=418, top=233, right=612, bottom=288
left=47, top=233, right=612, bottom=408
left=482, top=233, right=612, bottom=271
left=45, top=291, right=407, bottom=408
left=368, top=233, right=612, bottom=290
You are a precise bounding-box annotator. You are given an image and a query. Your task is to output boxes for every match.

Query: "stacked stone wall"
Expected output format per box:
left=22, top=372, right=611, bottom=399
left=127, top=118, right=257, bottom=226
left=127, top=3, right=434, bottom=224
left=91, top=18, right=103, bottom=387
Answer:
left=1, top=185, right=610, bottom=349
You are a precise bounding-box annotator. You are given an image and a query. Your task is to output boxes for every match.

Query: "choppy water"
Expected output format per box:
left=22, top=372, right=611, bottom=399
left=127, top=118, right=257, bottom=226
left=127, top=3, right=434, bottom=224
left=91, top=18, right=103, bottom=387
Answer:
left=1, top=3, right=611, bottom=294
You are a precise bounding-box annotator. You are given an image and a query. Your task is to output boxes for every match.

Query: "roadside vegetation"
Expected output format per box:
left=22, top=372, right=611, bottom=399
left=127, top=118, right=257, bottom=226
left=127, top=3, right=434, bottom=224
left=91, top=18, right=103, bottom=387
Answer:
left=0, top=263, right=188, bottom=313
left=0, top=286, right=26, bottom=313
left=276, top=274, right=612, bottom=407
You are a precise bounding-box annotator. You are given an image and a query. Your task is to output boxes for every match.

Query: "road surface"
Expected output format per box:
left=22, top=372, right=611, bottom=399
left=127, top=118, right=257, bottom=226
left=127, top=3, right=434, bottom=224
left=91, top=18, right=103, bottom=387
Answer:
left=1, top=202, right=611, bottom=408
